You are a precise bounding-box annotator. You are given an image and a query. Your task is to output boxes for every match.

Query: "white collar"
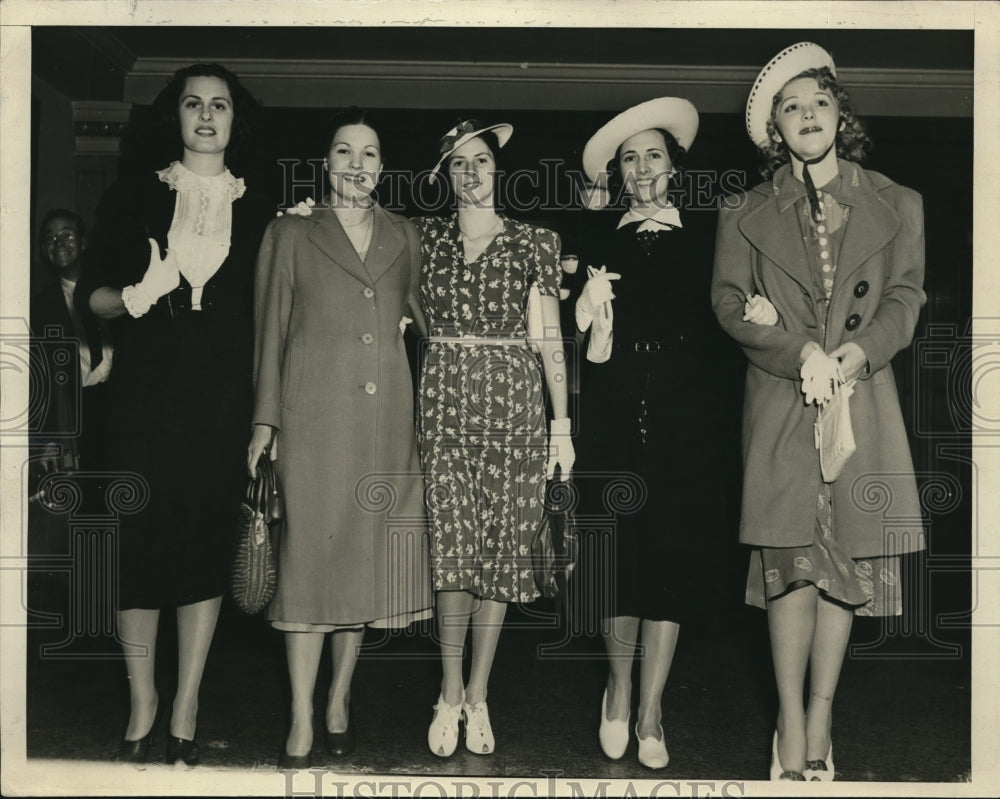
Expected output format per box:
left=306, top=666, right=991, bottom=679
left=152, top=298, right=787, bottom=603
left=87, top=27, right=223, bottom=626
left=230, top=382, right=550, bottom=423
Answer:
left=617, top=204, right=683, bottom=231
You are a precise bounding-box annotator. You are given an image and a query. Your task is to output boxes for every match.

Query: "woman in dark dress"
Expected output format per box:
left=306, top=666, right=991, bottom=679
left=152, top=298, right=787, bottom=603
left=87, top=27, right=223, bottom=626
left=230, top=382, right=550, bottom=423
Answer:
left=574, top=97, right=725, bottom=769
left=85, top=63, right=272, bottom=766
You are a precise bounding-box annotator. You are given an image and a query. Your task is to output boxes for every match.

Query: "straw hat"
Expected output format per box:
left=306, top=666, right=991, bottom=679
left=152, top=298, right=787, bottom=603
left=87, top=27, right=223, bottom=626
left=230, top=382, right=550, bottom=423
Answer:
left=745, top=42, right=836, bottom=147
left=428, top=120, right=513, bottom=184
left=581, top=97, right=699, bottom=210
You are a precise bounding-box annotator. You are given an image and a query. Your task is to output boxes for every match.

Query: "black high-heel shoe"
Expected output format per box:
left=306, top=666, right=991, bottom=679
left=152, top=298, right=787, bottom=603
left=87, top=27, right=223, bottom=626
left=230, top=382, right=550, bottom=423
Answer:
left=325, top=725, right=355, bottom=757
left=115, top=702, right=160, bottom=764
left=278, top=747, right=312, bottom=770
left=165, top=734, right=201, bottom=766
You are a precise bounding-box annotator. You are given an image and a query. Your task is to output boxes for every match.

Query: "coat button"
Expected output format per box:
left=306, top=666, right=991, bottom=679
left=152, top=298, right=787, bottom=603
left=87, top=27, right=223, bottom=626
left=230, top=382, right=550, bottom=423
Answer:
left=363, top=287, right=375, bottom=299
left=854, top=280, right=869, bottom=298
left=361, top=333, right=374, bottom=345
left=845, top=314, right=861, bottom=331
left=364, top=381, right=377, bottom=395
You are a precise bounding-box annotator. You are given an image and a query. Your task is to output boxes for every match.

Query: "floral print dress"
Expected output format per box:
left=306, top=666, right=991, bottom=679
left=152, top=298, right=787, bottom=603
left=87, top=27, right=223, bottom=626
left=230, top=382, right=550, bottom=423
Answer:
left=413, top=214, right=561, bottom=602
left=745, top=180, right=902, bottom=617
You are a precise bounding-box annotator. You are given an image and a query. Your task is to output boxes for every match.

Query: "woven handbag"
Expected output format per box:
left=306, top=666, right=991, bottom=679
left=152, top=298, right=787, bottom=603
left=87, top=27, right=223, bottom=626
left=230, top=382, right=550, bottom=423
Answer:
left=231, top=453, right=282, bottom=614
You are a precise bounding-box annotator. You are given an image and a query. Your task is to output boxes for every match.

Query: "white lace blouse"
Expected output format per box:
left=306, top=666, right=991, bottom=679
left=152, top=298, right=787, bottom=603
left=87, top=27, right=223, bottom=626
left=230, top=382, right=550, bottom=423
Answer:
left=156, top=161, right=246, bottom=310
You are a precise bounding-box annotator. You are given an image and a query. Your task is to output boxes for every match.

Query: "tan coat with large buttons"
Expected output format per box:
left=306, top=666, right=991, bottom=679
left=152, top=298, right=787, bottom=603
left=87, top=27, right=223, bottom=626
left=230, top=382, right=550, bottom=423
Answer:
left=712, top=161, right=926, bottom=556
left=253, top=205, right=431, bottom=625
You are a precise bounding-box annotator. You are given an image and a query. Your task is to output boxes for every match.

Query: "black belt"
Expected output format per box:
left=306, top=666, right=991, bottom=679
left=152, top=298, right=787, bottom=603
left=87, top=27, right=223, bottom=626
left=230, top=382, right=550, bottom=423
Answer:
left=632, top=341, right=661, bottom=353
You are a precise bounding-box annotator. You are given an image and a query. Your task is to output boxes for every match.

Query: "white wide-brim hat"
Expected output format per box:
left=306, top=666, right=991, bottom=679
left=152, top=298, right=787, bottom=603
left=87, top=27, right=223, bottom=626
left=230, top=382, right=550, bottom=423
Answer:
left=428, top=120, right=513, bottom=184
left=745, top=42, right=837, bottom=147
left=580, top=96, right=699, bottom=210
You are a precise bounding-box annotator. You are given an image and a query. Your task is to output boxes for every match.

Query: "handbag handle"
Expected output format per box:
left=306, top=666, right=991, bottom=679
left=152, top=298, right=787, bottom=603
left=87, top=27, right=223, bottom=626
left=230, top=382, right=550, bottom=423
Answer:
left=246, top=448, right=282, bottom=521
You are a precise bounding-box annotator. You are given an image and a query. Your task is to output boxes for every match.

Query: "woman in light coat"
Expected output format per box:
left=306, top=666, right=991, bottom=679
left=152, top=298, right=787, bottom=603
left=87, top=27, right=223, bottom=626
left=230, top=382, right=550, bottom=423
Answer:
left=711, top=43, right=926, bottom=781
left=248, top=109, right=431, bottom=769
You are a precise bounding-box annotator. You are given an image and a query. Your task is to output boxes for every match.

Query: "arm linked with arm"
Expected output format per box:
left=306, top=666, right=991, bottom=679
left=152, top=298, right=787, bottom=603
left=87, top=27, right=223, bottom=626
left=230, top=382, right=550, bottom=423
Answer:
left=711, top=203, right=815, bottom=378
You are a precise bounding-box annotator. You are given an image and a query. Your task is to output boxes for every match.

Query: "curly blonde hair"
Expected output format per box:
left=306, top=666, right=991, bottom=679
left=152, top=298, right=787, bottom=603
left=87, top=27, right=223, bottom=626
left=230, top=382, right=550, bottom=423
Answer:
left=758, top=67, right=871, bottom=179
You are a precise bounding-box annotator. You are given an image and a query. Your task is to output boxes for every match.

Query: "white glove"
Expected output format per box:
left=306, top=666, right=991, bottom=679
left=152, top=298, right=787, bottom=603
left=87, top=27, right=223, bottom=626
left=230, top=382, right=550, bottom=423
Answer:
left=546, top=417, right=575, bottom=481
left=399, top=315, right=413, bottom=335
left=277, top=197, right=315, bottom=217
left=800, top=348, right=841, bottom=406
left=574, top=265, right=620, bottom=332
left=743, top=293, right=778, bottom=326
left=828, top=341, right=868, bottom=382
left=526, top=284, right=544, bottom=352
left=587, top=300, right=613, bottom=363
left=121, top=238, right=180, bottom=317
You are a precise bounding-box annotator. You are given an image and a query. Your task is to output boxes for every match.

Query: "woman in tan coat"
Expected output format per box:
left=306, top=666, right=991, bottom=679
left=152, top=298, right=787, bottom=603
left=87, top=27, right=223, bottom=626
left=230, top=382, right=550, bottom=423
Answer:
left=712, top=43, right=926, bottom=781
left=248, top=109, right=431, bottom=769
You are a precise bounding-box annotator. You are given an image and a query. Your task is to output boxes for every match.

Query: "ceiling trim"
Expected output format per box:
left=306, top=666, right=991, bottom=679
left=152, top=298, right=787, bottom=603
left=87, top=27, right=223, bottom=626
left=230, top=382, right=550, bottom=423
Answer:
left=124, top=58, right=973, bottom=117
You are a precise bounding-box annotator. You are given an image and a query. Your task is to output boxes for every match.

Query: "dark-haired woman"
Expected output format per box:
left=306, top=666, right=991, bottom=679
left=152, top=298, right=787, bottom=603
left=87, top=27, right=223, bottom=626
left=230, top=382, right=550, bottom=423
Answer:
left=247, top=109, right=431, bottom=769
left=711, top=43, right=926, bottom=780
left=573, top=98, right=728, bottom=770
left=84, top=63, right=273, bottom=766
left=414, top=120, right=573, bottom=758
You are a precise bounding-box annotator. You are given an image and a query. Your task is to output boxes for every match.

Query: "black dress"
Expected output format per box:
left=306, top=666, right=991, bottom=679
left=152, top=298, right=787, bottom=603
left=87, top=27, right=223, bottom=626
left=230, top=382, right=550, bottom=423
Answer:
left=81, top=170, right=273, bottom=610
left=572, top=213, right=732, bottom=624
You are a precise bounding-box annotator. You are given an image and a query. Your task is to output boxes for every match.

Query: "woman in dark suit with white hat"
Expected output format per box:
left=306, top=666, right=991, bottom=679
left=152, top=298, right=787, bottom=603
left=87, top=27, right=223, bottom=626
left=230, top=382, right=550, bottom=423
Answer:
left=712, top=43, right=926, bottom=780
left=574, top=97, right=728, bottom=770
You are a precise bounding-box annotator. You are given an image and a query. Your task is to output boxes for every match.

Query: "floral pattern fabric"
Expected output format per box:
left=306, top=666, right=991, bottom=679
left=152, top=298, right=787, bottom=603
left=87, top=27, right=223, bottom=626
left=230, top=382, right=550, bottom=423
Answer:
left=413, top=214, right=561, bottom=602
left=746, top=485, right=902, bottom=616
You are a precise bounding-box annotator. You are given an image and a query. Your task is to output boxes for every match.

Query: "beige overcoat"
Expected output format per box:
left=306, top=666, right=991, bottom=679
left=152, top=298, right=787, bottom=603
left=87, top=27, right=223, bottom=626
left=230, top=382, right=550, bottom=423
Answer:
left=712, top=161, right=927, bottom=558
left=253, top=205, right=430, bottom=625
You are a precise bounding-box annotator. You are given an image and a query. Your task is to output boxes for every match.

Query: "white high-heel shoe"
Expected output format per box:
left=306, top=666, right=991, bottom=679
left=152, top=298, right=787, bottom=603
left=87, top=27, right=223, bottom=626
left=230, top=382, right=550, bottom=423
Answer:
left=598, top=689, right=629, bottom=760
left=636, top=723, right=669, bottom=769
left=462, top=700, right=495, bottom=755
left=770, top=731, right=806, bottom=781
left=805, top=744, right=834, bottom=781
left=427, top=691, right=464, bottom=757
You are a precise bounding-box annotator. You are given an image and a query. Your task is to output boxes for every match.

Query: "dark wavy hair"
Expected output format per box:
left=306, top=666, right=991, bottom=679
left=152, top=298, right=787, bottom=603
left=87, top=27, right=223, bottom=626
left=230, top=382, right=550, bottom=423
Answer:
left=759, top=67, right=871, bottom=179
left=325, top=107, right=381, bottom=154
left=150, top=63, right=261, bottom=169
left=604, top=128, right=687, bottom=208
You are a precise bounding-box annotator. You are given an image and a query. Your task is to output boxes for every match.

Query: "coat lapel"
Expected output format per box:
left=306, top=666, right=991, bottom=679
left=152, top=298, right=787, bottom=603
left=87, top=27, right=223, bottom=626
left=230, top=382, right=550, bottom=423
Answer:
left=738, top=179, right=815, bottom=293
left=307, top=207, right=372, bottom=286
left=834, top=163, right=900, bottom=285
left=307, top=205, right=405, bottom=286
left=364, top=206, right=405, bottom=284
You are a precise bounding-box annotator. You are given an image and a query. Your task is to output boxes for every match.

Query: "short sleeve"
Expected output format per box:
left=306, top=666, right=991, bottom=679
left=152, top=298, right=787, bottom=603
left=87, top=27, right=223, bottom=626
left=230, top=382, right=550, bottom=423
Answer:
left=532, top=226, right=562, bottom=297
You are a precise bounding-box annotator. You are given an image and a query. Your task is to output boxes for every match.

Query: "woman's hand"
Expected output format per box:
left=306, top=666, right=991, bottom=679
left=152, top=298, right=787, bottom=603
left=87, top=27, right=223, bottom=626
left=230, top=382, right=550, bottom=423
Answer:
left=121, top=238, right=180, bottom=317
left=546, top=417, right=575, bottom=481
left=278, top=197, right=316, bottom=217
left=828, top=341, right=868, bottom=382
left=800, top=348, right=841, bottom=406
left=575, top=265, right=620, bottom=332
left=743, top=293, right=778, bottom=326
left=247, top=424, right=278, bottom=478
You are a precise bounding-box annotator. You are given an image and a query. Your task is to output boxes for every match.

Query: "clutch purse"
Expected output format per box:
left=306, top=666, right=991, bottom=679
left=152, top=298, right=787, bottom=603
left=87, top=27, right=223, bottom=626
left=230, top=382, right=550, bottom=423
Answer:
left=814, top=379, right=857, bottom=483
left=231, top=452, right=282, bottom=614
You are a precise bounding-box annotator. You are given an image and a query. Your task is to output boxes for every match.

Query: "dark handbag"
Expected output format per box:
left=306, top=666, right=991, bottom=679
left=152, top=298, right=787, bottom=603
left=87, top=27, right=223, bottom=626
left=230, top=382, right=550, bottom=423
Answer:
left=231, top=452, right=282, bottom=614
left=531, top=479, right=577, bottom=600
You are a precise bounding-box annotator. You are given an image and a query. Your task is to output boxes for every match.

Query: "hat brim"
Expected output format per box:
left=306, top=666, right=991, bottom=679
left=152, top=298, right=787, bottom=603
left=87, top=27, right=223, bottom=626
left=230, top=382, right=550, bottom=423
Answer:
left=745, top=42, right=836, bottom=147
left=428, top=123, right=513, bottom=185
left=581, top=97, right=699, bottom=196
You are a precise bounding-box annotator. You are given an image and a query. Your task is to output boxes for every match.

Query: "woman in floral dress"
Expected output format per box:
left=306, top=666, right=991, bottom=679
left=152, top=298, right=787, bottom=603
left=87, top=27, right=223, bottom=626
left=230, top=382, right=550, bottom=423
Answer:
left=413, top=120, right=574, bottom=757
